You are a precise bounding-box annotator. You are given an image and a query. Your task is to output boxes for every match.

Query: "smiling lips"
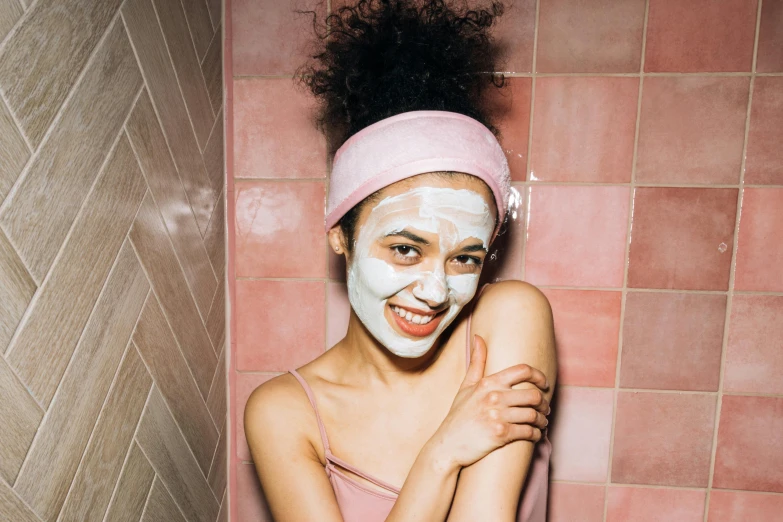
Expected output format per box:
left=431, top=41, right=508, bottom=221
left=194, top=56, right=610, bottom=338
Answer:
left=389, top=304, right=445, bottom=337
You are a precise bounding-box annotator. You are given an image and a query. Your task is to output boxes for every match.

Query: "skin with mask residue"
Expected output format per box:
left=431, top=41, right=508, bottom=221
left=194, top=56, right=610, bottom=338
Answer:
left=348, top=186, right=495, bottom=357
left=245, top=173, right=557, bottom=522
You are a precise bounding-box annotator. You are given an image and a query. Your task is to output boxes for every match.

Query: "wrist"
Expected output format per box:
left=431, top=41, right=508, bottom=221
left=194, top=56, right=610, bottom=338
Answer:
left=422, top=435, right=461, bottom=477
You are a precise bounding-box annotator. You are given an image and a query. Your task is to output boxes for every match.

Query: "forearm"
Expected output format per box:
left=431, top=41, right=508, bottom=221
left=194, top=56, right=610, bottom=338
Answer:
left=385, top=437, right=460, bottom=522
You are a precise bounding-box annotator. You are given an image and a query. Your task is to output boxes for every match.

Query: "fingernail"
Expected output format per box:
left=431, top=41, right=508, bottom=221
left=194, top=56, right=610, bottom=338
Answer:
left=546, top=407, right=551, bottom=416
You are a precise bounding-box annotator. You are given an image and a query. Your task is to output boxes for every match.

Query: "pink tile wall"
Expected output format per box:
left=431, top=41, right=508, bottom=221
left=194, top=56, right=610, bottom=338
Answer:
left=226, top=1, right=783, bottom=520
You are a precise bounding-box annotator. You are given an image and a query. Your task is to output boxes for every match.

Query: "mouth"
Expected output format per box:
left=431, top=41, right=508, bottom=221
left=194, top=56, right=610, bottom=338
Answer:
left=387, top=303, right=447, bottom=337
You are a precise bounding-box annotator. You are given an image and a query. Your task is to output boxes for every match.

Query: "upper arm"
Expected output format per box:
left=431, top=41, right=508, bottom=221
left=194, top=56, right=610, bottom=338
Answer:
left=244, top=376, right=344, bottom=522
left=448, top=281, right=557, bottom=522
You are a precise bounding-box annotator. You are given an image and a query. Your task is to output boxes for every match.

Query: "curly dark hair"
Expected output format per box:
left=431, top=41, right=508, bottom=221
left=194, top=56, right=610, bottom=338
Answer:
left=294, top=0, right=509, bottom=155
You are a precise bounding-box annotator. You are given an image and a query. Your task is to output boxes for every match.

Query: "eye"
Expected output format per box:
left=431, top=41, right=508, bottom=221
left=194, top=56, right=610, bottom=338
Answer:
left=454, top=255, right=481, bottom=266
left=391, top=244, right=421, bottom=262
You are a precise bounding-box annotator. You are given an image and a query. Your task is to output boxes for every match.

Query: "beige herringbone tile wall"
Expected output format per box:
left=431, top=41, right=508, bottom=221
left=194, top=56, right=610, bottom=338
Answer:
left=0, top=0, right=226, bottom=521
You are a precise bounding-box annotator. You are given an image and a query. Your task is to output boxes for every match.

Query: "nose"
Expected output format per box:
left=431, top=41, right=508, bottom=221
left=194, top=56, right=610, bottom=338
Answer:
left=412, top=268, right=449, bottom=308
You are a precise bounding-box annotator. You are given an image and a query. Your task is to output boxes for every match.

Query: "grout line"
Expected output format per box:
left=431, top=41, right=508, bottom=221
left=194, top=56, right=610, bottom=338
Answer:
left=231, top=71, right=772, bottom=80
left=127, top=234, right=218, bottom=433
left=179, top=0, right=211, bottom=74
left=2, top=113, right=142, bottom=401
left=0, top=86, right=34, bottom=154
left=201, top=21, right=219, bottom=68
left=120, top=10, right=213, bottom=239
left=0, top=341, right=44, bottom=413
left=0, top=474, right=44, bottom=522
left=152, top=0, right=213, bottom=153
left=702, top=1, right=763, bottom=519
left=235, top=276, right=783, bottom=297
left=234, top=176, right=327, bottom=183
left=603, top=2, right=650, bottom=519
left=205, top=340, right=227, bottom=431
left=0, top=0, right=33, bottom=53
left=124, top=126, right=216, bottom=332
left=202, top=187, right=224, bottom=283
left=136, top=473, right=158, bottom=522
left=520, top=0, right=540, bottom=280
left=3, top=6, right=126, bottom=159
left=55, top=339, right=135, bottom=522
left=11, top=239, right=141, bottom=486
left=206, top=416, right=226, bottom=490
left=156, top=374, right=222, bottom=505
left=232, top=177, right=767, bottom=188
left=0, top=9, right=134, bottom=222
left=100, top=314, right=154, bottom=522
left=204, top=105, right=223, bottom=155
left=205, top=0, right=218, bottom=31
left=132, top=352, right=220, bottom=507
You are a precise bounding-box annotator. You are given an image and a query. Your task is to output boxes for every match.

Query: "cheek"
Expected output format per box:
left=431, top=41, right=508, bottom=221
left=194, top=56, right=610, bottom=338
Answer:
left=446, top=274, right=481, bottom=306
left=352, top=257, right=419, bottom=299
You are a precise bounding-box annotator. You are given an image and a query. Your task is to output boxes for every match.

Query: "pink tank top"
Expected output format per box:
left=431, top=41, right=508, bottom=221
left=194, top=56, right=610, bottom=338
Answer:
left=289, top=305, right=552, bottom=522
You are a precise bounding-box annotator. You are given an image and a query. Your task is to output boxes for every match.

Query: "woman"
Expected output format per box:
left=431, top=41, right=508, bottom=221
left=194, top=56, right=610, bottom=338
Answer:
left=245, top=1, right=557, bottom=520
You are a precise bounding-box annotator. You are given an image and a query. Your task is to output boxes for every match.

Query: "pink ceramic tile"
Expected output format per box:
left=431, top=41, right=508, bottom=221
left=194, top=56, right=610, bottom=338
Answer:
left=233, top=78, right=327, bottom=180
left=234, top=181, right=326, bottom=278
left=326, top=282, right=349, bottom=349
left=235, top=279, right=325, bottom=372
left=620, top=292, right=726, bottom=391
left=756, top=0, right=783, bottom=72
left=612, top=391, right=716, bottom=487
left=232, top=0, right=325, bottom=75
left=493, top=0, right=535, bottom=73
left=540, top=289, right=621, bottom=387
left=745, top=78, right=783, bottom=185
left=487, top=78, right=531, bottom=181
left=525, top=185, right=630, bottom=288
left=236, top=463, right=273, bottom=521
left=481, top=184, right=525, bottom=282
left=627, top=188, right=738, bottom=291
left=607, top=487, right=706, bottom=522
left=636, top=77, right=749, bottom=184
left=735, top=188, right=783, bottom=292
left=713, top=395, right=783, bottom=493
left=724, top=295, right=783, bottom=395
left=536, top=0, right=645, bottom=73
left=644, top=0, right=758, bottom=72
left=235, top=372, right=276, bottom=460
left=548, top=483, right=606, bottom=522
left=708, top=490, right=783, bottom=522
left=549, top=387, right=614, bottom=482
left=530, top=77, right=638, bottom=183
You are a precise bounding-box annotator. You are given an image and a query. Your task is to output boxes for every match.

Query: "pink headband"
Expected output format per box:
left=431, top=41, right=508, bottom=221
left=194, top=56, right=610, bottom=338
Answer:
left=325, top=110, right=511, bottom=238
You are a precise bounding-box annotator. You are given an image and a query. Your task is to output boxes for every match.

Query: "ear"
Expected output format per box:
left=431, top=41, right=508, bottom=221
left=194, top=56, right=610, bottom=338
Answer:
left=328, top=226, right=348, bottom=255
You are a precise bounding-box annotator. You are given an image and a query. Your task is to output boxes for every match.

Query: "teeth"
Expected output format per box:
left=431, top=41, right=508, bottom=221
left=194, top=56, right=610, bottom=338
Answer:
left=391, top=306, right=434, bottom=325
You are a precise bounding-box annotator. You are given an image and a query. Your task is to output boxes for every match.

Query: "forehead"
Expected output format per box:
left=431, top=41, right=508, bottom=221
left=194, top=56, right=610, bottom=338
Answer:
left=355, top=172, right=497, bottom=232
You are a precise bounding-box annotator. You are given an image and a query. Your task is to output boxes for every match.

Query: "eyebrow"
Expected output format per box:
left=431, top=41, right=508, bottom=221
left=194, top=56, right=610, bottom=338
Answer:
left=461, top=244, right=488, bottom=253
left=384, top=230, right=430, bottom=245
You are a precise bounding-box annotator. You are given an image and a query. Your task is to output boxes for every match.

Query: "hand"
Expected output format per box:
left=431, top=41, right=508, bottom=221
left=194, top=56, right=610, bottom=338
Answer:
left=429, top=334, right=550, bottom=470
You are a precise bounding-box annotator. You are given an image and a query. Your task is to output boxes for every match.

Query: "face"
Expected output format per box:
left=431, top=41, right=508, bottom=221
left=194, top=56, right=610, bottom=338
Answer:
left=340, top=175, right=496, bottom=358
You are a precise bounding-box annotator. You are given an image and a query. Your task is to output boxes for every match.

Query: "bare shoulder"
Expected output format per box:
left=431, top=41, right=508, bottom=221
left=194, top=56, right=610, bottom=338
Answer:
left=474, top=280, right=552, bottom=318
left=471, top=280, right=557, bottom=390
left=244, top=373, right=319, bottom=459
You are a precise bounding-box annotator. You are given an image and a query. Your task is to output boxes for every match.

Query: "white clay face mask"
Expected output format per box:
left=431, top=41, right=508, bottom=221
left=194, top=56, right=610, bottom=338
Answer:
left=346, top=186, right=495, bottom=358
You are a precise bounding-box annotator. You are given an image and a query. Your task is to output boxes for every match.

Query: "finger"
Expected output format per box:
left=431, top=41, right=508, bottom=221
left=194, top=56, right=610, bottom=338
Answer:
left=503, top=407, right=549, bottom=430
left=491, top=363, right=549, bottom=391
left=501, top=388, right=549, bottom=414
left=505, top=424, right=542, bottom=444
left=461, top=334, right=487, bottom=387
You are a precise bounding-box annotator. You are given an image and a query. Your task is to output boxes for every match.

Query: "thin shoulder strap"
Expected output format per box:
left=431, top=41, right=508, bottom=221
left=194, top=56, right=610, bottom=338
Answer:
left=465, top=283, right=492, bottom=369
left=288, top=369, right=332, bottom=455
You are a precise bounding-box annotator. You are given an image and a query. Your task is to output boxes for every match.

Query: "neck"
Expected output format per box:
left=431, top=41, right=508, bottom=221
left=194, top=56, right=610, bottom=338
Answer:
left=333, top=310, right=448, bottom=387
